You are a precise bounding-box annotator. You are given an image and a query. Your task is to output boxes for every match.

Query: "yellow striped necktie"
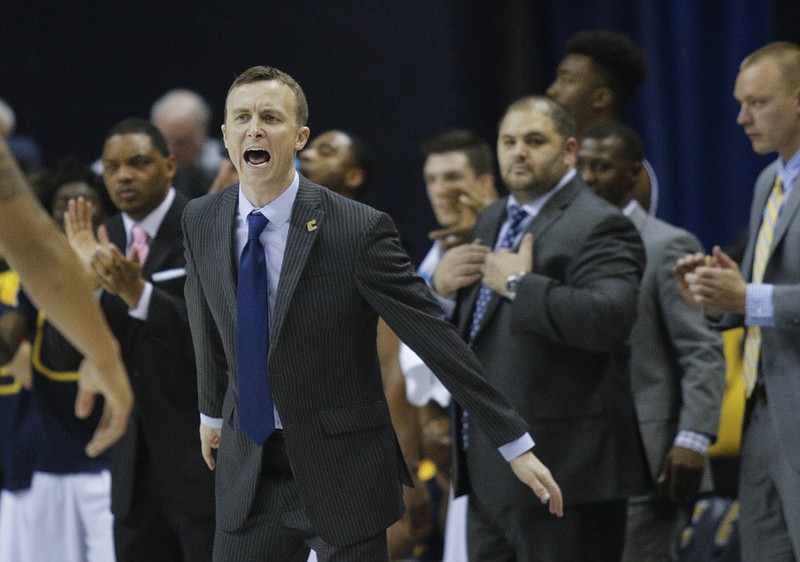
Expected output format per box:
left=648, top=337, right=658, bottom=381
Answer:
left=742, top=175, right=784, bottom=397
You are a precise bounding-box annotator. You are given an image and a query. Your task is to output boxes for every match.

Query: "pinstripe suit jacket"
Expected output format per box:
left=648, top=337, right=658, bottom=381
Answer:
left=712, top=161, right=800, bottom=473
left=452, top=177, right=650, bottom=512
left=182, top=176, right=529, bottom=547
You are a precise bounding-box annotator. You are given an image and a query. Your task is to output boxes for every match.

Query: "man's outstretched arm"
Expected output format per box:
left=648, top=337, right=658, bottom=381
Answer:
left=0, top=137, right=132, bottom=457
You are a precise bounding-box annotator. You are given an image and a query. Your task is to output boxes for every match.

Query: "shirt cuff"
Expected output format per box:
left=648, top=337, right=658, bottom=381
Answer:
left=745, top=283, right=775, bottom=327
left=200, top=414, right=223, bottom=429
left=674, top=430, right=710, bottom=455
left=432, top=291, right=456, bottom=318
left=128, top=281, right=153, bottom=320
left=499, top=432, right=535, bottom=462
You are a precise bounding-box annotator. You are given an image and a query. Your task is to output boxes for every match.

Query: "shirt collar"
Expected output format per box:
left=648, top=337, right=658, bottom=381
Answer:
left=237, top=171, right=299, bottom=227
left=778, top=147, right=800, bottom=194
left=621, top=198, right=639, bottom=217
left=122, top=187, right=176, bottom=241
left=508, top=168, right=576, bottom=218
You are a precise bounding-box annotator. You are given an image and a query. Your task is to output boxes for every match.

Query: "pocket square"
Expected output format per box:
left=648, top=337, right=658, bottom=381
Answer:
left=152, top=268, right=186, bottom=282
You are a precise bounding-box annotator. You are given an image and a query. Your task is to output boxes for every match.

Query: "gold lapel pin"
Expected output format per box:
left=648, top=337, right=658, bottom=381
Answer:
left=306, top=219, right=318, bottom=232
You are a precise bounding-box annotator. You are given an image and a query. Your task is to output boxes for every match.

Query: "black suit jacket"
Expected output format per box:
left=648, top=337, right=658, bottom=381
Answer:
left=183, top=177, right=530, bottom=547
left=102, top=192, right=214, bottom=522
left=453, top=177, right=651, bottom=512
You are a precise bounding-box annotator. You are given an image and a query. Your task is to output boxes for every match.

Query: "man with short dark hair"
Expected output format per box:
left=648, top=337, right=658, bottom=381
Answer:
left=547, top=29, right=657, bottom=215
left=67, top=118, right=215, bottom=562
left=299, top=130, right=372, bottom=200
left=433, top=96, right=648, bottom=561
left=578, top=122, right=725, bottom=562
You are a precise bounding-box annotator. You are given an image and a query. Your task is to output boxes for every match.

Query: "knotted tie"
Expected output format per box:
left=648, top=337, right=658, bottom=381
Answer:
left=742, top=175, right=784, bottom=397
left=237, top=211, right=275, bottom=444
left=131, top=224, right=149, bottom=266
left=468, top=204, right=530, bottom=344
left=462, top=204, right=529, bottom=449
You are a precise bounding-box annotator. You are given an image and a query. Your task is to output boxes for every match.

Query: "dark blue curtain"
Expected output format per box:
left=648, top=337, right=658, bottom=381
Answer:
left=538, top=1, right=773, bottom=250
left=0, top=1, right=779, bottom=260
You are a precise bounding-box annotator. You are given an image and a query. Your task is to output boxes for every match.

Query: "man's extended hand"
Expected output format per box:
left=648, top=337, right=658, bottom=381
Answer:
left=657, top=445, right=705, bottom=502
left=432, top=240, right=489, bottom=298
left=200, top=423, right=222, bottom=470
left=76, top=347, right=133, bottom=458
left=509, top=450, right=563, bottom=517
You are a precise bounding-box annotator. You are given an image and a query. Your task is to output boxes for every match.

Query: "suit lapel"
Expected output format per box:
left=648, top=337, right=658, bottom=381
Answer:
left=106, top=215, right=127, bottom=256
left=626, top=201, right=649, bottom=235
left=140, top=194, right=186, bottom=278
left=270, top=179, right=324, bottom=352
left=217, top=187, right=239, bottom=320
left=771, top=173, right=800, bottom=262
left=742, top=168, right=777, bottom=280
left=462, top=179, right=583, bottom=340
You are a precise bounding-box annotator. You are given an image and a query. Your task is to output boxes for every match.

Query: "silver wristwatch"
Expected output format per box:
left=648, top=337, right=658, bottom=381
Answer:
left=505, top=272, right=526, bottom=301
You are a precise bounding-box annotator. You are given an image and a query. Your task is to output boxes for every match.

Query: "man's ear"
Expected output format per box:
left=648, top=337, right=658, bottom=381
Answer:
left=591, top=86, right=614, bottom=112
left=563, top=136, right=579, bottom=168
left=295, top=126, right=310, bottom=151
left=344, top=168, right=365, bottom=190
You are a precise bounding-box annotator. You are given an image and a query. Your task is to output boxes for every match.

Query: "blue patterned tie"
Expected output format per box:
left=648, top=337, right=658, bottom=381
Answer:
left=237, top=211, right=274, bottom=445
left=462, top=204, right=529, bottom=449
left=468, top=204, right=530, bottom=344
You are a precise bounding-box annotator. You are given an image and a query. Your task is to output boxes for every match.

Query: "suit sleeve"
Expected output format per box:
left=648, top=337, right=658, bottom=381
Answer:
left=353, top=212, right=529, bottom=449
left=772, top=284, right=800, bottom=327
left=99, top=271, right=194, bottom=367
left=511, top=212, right=644, bottom=352
left=182, top=205, right=228, bottom=419
left=657, top=232, right=726, bottom=439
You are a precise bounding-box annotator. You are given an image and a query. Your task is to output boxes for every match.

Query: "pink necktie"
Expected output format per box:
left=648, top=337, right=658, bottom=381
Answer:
left=131, top=224, right=150, bottom=266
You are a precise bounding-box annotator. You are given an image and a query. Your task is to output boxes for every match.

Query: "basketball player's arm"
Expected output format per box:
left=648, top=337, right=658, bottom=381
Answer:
left=0, top=137, right=132, bottom=457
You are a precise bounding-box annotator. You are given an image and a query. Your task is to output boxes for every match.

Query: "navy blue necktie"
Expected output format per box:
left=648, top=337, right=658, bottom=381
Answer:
left=237, top=211, right=275, bottom=445
left=461, top=203, right=528, bottom=450
left=468, top=204, right=529, bottom=344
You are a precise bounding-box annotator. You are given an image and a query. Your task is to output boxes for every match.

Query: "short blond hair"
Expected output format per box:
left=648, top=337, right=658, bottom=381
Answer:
left=226, top=66, right=308, bottom=127
left=741, top=41, right=800, bottom=93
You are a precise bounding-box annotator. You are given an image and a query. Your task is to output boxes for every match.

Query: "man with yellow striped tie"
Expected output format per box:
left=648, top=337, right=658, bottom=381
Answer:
left=673, top=41, right=800, bottom=562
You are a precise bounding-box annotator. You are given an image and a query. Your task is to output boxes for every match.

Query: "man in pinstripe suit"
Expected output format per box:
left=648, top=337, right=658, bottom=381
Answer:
left=182, top=65, right=563, bottom=562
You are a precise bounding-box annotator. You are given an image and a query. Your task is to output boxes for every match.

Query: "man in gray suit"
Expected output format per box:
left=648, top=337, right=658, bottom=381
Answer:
left=432, top=96, right=649, bottom=561
left=181, top=65, right=562, bottom=562
left=675, top=42, right=800, bottom=561
left=578, top=122, right=726, bottom=561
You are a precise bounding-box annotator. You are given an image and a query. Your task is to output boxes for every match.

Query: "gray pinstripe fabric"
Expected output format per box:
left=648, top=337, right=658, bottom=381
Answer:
left=183, top=176, right=529, bottom=554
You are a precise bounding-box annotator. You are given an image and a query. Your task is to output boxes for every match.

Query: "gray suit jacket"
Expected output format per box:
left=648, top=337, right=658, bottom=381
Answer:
left=182, top=177, right=529, bottom=547
left=453, top=177, right=651, bottom=512
left=626, top=201, right=725, bottom=490
left=713, top=161, right=800, bottom=472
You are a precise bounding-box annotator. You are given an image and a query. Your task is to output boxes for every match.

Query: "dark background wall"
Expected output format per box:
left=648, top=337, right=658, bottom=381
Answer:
left=2, top=1, right=797, bottom=264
